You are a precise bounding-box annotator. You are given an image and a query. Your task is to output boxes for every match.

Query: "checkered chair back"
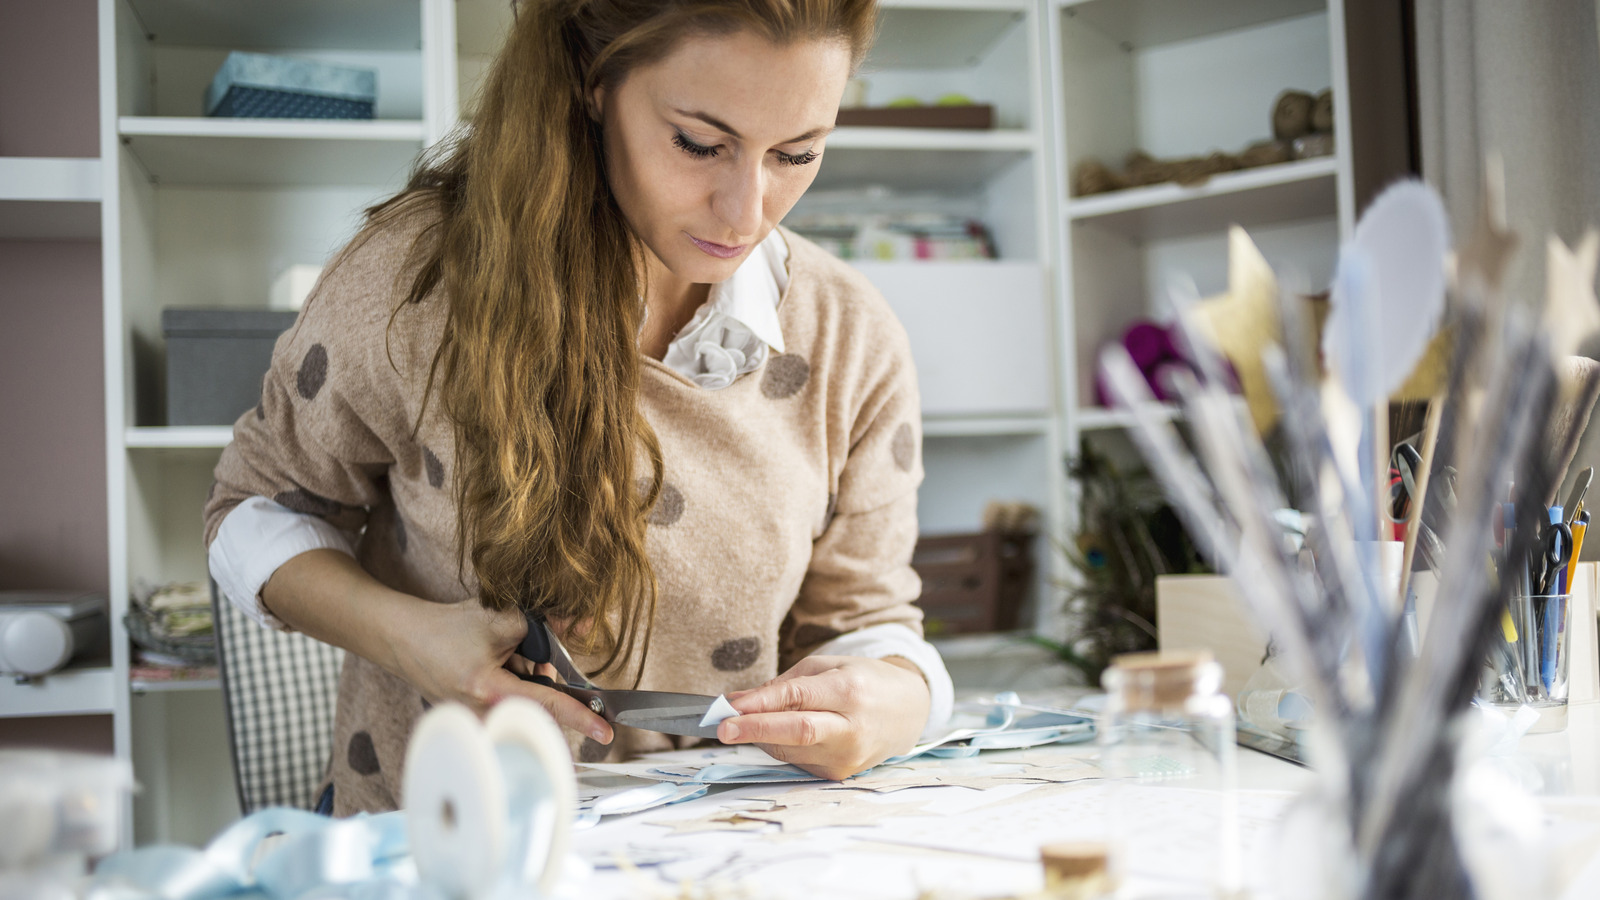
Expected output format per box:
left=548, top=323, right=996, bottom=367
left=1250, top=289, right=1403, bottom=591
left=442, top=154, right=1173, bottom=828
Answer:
left=211, top=581, right=344, bottom=813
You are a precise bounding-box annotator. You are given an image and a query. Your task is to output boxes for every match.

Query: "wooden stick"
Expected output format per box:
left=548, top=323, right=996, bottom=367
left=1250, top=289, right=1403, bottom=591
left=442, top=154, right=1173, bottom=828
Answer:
left=1397, top=397, right=1446, bottom=612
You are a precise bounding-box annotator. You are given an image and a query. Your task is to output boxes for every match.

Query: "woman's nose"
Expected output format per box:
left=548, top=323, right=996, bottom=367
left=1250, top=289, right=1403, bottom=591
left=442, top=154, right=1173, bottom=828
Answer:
left=711, top=158, right=764, bottom=239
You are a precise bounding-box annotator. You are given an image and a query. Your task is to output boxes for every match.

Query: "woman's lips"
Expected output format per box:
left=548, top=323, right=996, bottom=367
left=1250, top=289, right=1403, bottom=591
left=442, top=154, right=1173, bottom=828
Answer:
left=689, top=235, right=747, bottom=259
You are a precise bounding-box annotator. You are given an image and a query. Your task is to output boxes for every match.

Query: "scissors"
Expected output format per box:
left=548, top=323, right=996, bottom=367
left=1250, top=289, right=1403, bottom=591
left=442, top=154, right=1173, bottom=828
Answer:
left=511, top=612, right=723, bottom=739
left=1533, top=515, right=1574, bottom=596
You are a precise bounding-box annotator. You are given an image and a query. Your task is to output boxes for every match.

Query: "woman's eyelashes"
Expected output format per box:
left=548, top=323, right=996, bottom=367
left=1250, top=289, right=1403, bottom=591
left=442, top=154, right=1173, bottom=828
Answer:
left=671, top=130, right=818, bottom=167
left=672, top=130, right=718, bottom=159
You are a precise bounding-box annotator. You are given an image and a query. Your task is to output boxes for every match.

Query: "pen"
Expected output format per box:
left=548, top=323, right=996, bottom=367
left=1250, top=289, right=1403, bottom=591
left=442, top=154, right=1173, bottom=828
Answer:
left=1568, top=517, right=1588, bottom=594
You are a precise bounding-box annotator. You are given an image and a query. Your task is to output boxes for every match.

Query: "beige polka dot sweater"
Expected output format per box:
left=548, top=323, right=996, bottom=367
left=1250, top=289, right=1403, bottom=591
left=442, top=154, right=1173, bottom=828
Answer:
left=203, top=216, right=926, bottom=816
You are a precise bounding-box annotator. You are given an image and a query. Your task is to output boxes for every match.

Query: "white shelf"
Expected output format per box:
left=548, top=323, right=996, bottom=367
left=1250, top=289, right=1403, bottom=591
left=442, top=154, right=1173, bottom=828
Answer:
left=829, top=127, right=1035, bottom=152
left=924, top=415, right=1053, bottom=437
left=118, top=117, right=426, bottom=187
left=1058, top=0, right=1325, bottom=50
left=126, top=427, right=233, bottom=449
left=124, top=0, right=422, bottom=51
left=1065, top=156, right=1338, bottom=241
left=0, top=157, right=101, bottom=202
left=1074, top=404, right=1181, bottom=431
left=0, top=157, right=101, bottom=240
left=0, top=664, right=116, bottom=717
left=131, top=678, right=221, bottom=694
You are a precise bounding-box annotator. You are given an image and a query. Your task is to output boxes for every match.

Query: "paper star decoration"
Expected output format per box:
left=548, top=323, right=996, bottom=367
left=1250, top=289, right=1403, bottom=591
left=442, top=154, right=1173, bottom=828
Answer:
left=1455, top=156, right=1519, bottom=293
left=1544, top=229, right=1600, bottom=362
left=1185, top=226, right=1281, bottom=434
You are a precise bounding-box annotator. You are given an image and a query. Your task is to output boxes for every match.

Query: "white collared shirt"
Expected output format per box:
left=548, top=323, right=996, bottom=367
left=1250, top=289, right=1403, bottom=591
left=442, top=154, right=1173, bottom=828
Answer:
left=208, top=228, right=954, bottom=738
left=660, top=229, right=789, bottom=389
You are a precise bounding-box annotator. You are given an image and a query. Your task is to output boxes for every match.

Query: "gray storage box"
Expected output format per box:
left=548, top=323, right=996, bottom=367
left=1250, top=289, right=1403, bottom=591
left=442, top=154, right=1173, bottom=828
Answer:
left=204, top=51, right=376, bottom=119
left=163, top=308, right=297, bottom=426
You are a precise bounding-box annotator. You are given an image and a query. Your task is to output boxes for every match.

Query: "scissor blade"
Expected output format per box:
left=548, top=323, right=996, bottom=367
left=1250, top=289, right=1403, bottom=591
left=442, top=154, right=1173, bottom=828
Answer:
left=1566, top=467, right=1593, bottom=525
left=558, top=686, right=722, bottom=739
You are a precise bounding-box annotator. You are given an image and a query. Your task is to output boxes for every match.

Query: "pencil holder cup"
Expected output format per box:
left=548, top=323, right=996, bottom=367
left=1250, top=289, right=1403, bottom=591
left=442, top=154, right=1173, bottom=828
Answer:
left=1481, top=592, right=1571, bottom=734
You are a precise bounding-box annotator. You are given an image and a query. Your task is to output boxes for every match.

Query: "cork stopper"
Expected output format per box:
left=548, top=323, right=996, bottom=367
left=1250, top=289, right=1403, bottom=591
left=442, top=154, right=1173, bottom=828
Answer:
left=1103, top=649, right=1221, bottom=711
left=1040, top=842, right=1111, bottom=897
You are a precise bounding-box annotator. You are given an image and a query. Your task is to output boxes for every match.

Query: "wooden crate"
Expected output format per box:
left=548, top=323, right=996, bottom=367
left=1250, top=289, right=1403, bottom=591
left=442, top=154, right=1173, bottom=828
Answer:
left=912, top=531, right=1033, bottom=635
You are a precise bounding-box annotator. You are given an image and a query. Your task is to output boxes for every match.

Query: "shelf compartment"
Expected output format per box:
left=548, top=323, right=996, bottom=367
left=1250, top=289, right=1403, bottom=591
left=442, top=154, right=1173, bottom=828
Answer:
left=124, top=0, right=422, bottom=52
left=0, top=663, right=116, bottom=717
left=855, top=260, right=1051, bottom=418
left=815, top=143, right=1033, bottom=195
left=118, top=117, right=425, bottom=186
left=872, top=4, right=1027, bottom=69
left=1066, top=157, right=1337, bottom=242
left=1059, top=0, right=1325, bottom=51
left=126, top=426, right=234, bottom=449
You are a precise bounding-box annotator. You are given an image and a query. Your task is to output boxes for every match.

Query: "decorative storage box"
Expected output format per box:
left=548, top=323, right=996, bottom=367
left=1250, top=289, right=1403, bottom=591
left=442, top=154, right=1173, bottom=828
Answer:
left=911, top=531, right=1034, bottom=635
left=163, top=308, right=297, bottom=426
left=204, top=51, right=376, bottom=119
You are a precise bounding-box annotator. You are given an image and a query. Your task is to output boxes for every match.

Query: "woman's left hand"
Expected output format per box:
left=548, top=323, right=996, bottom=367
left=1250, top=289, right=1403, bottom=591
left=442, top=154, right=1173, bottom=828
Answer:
left=719, top=655, right=930, bottom=780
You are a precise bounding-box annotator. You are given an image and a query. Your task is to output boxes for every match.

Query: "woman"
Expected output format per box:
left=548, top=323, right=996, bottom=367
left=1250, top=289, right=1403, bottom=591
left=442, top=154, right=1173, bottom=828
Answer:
left=205, top=0, right=951, bottom=817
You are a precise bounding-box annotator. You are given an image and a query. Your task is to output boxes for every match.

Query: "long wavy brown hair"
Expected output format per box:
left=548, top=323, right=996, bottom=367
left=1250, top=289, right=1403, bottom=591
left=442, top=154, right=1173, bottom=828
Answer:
left=355, top=0, right=877, bottom=679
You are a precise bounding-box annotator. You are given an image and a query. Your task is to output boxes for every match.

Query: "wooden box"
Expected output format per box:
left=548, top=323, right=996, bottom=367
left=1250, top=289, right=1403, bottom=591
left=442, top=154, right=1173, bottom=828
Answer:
left=835, top=104, right=994, bottom=130
left=912, top=531, right=1033, bottom=635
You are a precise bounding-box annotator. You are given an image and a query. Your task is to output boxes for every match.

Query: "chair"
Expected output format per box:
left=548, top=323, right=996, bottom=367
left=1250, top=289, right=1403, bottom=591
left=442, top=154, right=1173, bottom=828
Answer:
left=210, top=580, right=344, bottom=813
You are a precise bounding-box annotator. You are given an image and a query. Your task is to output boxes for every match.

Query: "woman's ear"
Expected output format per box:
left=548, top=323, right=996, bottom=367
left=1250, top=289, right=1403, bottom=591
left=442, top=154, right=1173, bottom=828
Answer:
left=587, top=84, right=606, bottom=122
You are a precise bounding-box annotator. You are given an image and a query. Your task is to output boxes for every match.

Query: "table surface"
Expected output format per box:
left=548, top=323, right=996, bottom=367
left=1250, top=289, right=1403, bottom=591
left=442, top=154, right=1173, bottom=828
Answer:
left=565, top=698, right=1600, bottom=899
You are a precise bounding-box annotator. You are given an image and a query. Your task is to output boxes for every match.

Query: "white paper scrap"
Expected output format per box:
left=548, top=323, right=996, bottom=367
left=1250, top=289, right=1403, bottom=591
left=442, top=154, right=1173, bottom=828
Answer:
left=699, top=694, right=738, bottom=729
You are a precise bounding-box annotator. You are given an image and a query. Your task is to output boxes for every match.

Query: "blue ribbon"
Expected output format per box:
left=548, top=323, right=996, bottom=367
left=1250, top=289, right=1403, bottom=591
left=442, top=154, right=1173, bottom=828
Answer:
left=87, top=808, right=433, bottom=900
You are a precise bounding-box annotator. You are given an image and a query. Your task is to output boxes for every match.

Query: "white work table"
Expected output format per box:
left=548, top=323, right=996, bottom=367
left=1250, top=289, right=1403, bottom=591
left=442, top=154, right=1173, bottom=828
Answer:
left=564, top=701, right=1600, bottom=899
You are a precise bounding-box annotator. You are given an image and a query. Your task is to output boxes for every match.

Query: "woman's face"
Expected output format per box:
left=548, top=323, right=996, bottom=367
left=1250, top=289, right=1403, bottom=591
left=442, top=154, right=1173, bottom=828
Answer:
left=596, top=29, right=852, bottom=285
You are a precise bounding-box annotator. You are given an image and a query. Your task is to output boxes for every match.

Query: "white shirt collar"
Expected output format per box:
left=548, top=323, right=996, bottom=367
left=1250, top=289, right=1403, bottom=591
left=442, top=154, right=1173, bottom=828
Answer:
left=702, top=229, right=789, bottom=354
left=659, top=230, right=790, bottom=390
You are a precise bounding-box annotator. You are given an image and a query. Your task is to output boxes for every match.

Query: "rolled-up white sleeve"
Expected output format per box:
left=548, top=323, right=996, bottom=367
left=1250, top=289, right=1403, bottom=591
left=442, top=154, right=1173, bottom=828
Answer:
left=815, top=622, right=954, bottom=740
left=207, top=495, right=356, bottom=631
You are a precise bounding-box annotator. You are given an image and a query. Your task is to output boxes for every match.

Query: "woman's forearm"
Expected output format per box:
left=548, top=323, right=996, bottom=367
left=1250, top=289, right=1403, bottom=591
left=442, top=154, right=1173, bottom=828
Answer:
left=260, top=548, right=419, bottom=680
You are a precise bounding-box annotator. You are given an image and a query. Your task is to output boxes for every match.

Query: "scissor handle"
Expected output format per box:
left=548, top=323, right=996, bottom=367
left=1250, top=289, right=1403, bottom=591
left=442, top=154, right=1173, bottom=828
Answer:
left=519, top=610, right=553, bottom=665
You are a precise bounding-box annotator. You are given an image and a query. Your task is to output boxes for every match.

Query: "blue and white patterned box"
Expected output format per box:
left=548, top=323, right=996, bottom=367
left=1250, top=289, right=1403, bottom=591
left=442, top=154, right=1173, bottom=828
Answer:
left=204, top=51, right=376, bottom=119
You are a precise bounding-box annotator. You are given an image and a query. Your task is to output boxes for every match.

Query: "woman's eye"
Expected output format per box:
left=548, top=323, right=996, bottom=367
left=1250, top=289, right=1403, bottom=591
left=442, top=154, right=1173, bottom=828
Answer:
left=672, top=131, right=719, bottom=159
left=778, top=149, right=819, bottom=167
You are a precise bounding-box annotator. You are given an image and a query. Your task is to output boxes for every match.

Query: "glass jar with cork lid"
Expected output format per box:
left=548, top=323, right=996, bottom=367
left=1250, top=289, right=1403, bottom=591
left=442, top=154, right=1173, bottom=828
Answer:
left=1100, top=649, right=1243, bottom=899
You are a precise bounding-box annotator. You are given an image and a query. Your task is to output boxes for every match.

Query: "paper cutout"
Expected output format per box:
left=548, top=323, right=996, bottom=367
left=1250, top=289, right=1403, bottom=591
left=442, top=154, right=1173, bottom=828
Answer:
left=698, top=695, right=738, bottom=729
left=1456, top=156, right=1519, bottom=293
left=740, top=798, right=935, bottom=834
left=1544, top=230, right=1600, bottom=362
left=1186, top=227, right=1282, bottom=434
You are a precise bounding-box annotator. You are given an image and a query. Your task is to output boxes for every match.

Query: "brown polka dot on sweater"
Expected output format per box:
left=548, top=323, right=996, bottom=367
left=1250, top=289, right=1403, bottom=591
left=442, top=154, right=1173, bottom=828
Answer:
left=348, top=731, right=380, bottom=775
left=761, top=354, right=810, bottom=399
left=711, top=637, right=761, bottom=671
left=648, top=483, right=685, bottom=526
left=578, top=738, right=611, bottom=763
left=890, top=422, right=917, bottom=472
left=274, top=487, right=342, bottom=518
left=793, top=624, right=843, bottom=648
left=297, top=344, right=329, bottom=400
left=423, top=447, right=445, bottom=488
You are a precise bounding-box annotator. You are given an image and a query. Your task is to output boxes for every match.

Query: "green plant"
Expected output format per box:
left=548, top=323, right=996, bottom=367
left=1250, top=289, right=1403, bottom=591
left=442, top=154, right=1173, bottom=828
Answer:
left=1039, top=440, right=1208, bottom=685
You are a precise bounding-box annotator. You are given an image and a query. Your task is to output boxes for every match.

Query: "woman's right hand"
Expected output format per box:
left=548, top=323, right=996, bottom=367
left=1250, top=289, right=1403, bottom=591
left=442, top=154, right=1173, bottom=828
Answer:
left=387, top=596, right=614, bottom=744
left=262, top=548, right=613, bottom=745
